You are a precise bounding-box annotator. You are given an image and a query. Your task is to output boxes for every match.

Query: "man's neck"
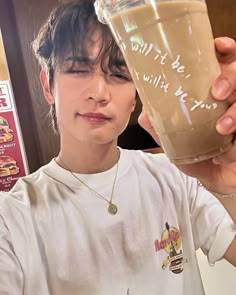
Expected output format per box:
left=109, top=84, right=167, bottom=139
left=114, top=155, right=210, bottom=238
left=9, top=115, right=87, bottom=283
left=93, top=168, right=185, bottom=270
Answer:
left=57, top=141, right=120, bottom=174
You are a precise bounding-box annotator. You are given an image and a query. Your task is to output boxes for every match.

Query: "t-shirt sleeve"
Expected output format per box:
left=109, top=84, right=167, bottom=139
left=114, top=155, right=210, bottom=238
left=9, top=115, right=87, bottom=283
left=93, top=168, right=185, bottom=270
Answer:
left=188, top=178, right=236, bottom=264
left=0, top=213, right=23, bottom=294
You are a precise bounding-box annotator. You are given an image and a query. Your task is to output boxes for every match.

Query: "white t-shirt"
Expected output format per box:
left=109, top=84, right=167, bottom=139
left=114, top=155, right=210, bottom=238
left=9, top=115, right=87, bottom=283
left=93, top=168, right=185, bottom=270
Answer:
left=0, top=149, right=235, bottom=295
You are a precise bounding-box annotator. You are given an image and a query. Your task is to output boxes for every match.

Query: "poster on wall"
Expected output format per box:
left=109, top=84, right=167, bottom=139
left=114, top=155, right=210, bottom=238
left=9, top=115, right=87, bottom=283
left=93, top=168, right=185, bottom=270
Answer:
left=0, top=31, right=29, bottom=191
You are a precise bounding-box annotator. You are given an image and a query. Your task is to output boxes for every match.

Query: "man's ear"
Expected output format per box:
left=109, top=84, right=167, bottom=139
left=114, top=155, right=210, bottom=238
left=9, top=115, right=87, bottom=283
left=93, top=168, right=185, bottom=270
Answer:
left=131, top=99, right=136, bottom=112
left=40, top=70, right=55, bottom=105
left=131, top=95, right=137, bottom=112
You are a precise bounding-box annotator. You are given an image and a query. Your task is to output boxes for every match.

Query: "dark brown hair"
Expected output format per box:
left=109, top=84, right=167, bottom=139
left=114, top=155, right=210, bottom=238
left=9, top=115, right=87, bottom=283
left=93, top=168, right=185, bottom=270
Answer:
left=32, top=0, right=127, bottom=132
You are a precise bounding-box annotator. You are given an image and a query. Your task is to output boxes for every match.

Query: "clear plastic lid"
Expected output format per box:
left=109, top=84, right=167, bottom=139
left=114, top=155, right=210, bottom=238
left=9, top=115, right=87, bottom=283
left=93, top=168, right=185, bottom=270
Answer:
left=94, top=0, right=110, bottom=24
left=94, top=0, right=145, bottom=24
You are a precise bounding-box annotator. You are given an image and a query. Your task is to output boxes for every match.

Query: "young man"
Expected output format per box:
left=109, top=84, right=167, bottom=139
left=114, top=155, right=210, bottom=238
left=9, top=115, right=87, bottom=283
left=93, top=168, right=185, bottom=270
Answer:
left=0, top=1, right=236, bottom=294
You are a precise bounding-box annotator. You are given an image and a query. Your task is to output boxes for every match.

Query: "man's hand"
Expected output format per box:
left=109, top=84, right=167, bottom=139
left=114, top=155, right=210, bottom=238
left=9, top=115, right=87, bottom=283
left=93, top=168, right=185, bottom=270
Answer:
left=211, top=37, right=236, bottom=165
left=138, top=37, right=236, bottom=193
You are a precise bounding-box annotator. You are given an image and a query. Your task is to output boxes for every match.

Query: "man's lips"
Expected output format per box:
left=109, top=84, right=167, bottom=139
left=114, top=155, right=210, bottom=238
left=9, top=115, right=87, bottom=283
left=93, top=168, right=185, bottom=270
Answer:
left=77, top=112, right=111, bottom=122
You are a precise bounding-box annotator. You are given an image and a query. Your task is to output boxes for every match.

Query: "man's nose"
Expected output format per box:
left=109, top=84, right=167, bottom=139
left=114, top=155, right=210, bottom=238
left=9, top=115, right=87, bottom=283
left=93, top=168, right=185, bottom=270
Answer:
left=88, top=73, right=111, bottom=103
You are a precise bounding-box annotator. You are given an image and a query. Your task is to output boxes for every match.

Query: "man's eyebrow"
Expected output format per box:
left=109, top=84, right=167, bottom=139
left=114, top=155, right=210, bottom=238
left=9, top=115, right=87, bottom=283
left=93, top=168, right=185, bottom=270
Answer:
left=64, top=56, right=127, bottom=69
left=65, top=56, right=92, bottom=64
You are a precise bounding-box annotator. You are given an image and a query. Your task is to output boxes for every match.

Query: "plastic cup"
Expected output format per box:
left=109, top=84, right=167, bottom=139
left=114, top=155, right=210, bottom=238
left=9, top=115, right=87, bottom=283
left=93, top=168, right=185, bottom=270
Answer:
left=95, top=0, right=233, bottom=164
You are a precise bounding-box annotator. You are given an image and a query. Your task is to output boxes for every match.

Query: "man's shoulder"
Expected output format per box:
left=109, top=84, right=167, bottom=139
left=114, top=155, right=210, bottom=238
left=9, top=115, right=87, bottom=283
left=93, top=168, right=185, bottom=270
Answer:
left=121, top=148, right=188, bottom=185
left=0, top=160, right=54, bottom=209
left=12, top=160, right=52, bottom=190
left=122, top=148, right=174, bottom=168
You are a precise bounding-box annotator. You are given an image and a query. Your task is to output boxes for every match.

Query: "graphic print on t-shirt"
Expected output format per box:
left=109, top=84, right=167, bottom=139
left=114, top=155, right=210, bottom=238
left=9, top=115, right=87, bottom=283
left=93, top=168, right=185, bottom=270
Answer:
left=154, top=222, right=188, bottom=274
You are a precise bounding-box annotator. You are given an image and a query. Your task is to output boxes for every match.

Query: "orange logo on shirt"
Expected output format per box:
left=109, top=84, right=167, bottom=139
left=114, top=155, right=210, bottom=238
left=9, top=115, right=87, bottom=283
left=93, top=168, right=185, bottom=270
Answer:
left=154, top=222, right=188, bottom=274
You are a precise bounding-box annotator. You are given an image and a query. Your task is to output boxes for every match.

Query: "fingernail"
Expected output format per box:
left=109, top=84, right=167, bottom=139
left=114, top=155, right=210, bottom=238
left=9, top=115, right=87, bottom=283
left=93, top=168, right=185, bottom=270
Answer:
left=220, top=37, right=235, bottom=46
left=212, top=157, right=221, bottom=165
left=216, top=117, right=234, bottom=134
left=212, top=79, right=230, bottom=98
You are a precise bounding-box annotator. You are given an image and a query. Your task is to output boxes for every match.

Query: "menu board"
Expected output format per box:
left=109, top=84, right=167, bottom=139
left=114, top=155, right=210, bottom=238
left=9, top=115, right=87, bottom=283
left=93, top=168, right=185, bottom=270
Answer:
left=0, top=30, right=29, bottom=191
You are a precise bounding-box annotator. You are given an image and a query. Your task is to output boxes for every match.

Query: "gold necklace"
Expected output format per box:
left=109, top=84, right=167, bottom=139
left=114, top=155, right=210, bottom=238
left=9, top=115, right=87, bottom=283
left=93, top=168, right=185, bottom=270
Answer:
left=58, top=155, right=119, bottom=215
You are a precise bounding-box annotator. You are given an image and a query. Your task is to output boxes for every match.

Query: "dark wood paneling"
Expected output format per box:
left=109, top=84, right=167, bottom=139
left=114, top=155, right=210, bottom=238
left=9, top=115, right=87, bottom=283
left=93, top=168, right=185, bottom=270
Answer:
left=0, top=0, right=41, bottom=172
left=10, top=0, right=60, bottom=168
left=0, top=0, right=60, bottom=172
left=207, top=0, right=236, bottom=39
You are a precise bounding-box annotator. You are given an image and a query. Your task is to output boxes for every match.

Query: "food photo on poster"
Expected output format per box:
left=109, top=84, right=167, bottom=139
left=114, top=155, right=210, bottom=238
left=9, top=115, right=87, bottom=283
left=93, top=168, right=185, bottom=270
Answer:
left=0, top=29, right=29, bottom=192
left=0, top=111, right=27, bottom=191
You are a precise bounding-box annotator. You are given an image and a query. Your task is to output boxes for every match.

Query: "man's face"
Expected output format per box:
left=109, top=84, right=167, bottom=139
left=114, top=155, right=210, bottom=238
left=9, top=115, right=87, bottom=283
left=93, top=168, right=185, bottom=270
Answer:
left=48, top=30, right=136, bottom=148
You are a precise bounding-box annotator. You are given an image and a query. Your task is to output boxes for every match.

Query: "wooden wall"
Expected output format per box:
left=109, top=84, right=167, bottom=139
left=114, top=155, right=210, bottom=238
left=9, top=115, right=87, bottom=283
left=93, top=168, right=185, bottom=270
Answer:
left=0, top=0, right=58, bottom=172
left=207, top=0, right=236, bottom=38
left=0, top=0, right=235, bottom=172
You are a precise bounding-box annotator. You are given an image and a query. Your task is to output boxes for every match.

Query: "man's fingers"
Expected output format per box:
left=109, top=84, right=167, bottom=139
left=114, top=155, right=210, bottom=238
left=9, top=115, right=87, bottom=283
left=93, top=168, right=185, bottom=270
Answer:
left=212, top=137, right=236, bottom=165
left=215, top=37, right=236, bottom=64
left=216, top=99, right=236, bottom=134
left=212, top=61, right=236, bottom=101
left=216, top=116, right=235, bottom=135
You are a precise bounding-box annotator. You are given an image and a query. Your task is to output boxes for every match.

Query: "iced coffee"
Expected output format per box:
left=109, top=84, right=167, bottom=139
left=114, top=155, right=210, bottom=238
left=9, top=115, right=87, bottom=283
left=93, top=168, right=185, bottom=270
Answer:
left=96, top=0, right=233, bottom=164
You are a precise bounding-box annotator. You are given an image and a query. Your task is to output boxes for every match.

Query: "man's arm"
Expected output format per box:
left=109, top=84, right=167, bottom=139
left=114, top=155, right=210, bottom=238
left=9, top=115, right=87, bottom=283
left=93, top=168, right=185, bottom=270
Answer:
left=215, top=197, right=236, bottom=224
left=224, top=238, right=236, bottom=266
left=217, top=196, right=236, bottom=266
left=138, top=37, right=236, bottom=266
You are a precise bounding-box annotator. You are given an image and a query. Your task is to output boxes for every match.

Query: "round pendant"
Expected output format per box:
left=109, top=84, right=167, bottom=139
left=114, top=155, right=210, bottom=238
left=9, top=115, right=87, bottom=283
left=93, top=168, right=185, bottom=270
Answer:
left=108, top=203, right=118, bottom=215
